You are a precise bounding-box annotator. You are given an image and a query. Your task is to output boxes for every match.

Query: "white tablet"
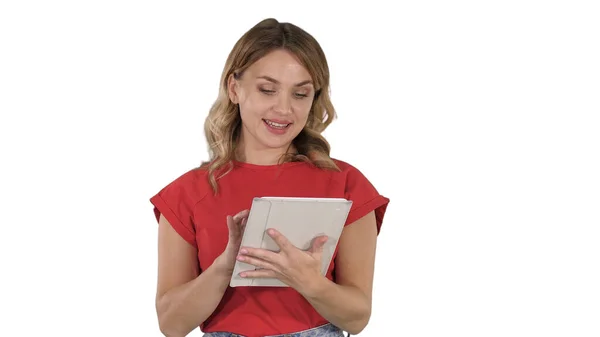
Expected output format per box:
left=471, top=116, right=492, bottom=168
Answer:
left=230, top=197, right=353, bottom=287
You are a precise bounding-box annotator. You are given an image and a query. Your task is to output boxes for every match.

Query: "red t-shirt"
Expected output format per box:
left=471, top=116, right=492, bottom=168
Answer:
left=150, top=158, right=389, bottom=337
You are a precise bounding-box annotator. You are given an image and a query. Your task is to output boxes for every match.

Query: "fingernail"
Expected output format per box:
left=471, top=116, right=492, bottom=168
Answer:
left=268, top=228, right=275, bottom=235
left=236, top=255, right=244, bottom=261
left=239, top=272, right=246, bottom=277
left=240, top=248, right=247, bottom=254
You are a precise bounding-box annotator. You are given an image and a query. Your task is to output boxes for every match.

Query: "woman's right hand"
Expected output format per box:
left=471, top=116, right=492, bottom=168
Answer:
left=214, top=209, right=249, bottom=275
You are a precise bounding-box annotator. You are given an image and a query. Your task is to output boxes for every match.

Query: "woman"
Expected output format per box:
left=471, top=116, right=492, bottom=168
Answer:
left=150, top=18, right=390, bottom=337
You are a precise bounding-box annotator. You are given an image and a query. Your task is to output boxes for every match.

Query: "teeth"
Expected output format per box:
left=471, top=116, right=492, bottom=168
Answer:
left=265, top=120, right=289, bottom=128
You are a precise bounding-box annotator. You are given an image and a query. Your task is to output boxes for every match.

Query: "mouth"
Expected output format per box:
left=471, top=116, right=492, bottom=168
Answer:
left=263, top=119, right=292, bottom=129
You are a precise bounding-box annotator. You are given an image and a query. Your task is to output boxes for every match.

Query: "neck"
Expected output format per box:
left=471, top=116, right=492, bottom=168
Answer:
left=236, top=134, right=295, bottom=166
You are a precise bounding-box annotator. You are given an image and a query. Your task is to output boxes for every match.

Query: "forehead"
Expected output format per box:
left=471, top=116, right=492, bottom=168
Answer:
left=245, top=49, right=312, bottom=83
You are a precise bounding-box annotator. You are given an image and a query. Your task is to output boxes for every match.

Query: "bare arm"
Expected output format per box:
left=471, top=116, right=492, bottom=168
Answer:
left=300, top=211, right=378, bottom=335
left=155, top=214, right=231, bottom=337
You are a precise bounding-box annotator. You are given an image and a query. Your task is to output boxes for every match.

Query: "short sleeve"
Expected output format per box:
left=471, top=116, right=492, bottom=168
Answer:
left=149, top=170, right=203, bottom=246
left=344, top=165, right=390, bottom=234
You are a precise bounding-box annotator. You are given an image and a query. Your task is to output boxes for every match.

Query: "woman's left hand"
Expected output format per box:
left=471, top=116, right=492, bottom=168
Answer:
left=236, top=228, right=329, bottom=294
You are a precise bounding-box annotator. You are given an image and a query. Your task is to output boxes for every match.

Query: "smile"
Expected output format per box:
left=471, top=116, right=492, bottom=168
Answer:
left=263, top=119, right=291, bottom=129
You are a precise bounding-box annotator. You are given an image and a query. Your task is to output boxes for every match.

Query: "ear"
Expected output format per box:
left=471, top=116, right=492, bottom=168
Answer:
left=227, top=73, right=240, bottom=104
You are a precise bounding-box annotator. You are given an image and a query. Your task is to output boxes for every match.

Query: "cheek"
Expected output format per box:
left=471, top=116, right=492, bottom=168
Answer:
left=292, top=100, right=312, bottom=119
left=239, top=93, right=271, bottom=117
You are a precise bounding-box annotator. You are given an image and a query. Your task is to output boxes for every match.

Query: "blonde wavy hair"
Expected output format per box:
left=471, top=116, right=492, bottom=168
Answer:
left=201, top=18, right=340, bottom=193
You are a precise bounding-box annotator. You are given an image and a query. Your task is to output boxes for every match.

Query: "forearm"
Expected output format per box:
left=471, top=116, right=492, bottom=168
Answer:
left=300, top=278, right=371, bottom=335
left=157, top=260, right=231, bottom=337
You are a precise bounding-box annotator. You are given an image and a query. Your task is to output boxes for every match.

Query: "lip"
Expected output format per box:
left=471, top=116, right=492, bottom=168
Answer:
left=262, top=119, right=291, bottom=135
left=263, top=118, right=293, bottom=124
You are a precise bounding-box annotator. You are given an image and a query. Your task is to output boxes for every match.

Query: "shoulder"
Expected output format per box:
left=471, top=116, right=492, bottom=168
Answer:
left=150, top=166, right=212, bottom=246
left=329, top=157, right=390, bottom=232
left=331, top=158, right=360, bottom=173
left=328, top=157, right=375, bottom=187
left=167, top=165, right=209, bottom=187
left=329, top=157, right=372, bottom=183
left=153, top=166, right=211, bottom=206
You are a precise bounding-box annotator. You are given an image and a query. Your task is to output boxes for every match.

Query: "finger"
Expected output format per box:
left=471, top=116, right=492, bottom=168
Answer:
left=233, top=209, right=249, bottom=223
left=240, top=247, right=280, bottom=264
left=236, top=254, right=277, bottom=271
left=226, top=215, right=235, bottom=236
left=309, top=235, right=329, bottom=255
left=266, top=228, right=293, bottom=252
left=228, top=210, right=249, bottom=237
left=239, top=216, right=247, bottom=232
left=240, top=269, right=278, bottom=279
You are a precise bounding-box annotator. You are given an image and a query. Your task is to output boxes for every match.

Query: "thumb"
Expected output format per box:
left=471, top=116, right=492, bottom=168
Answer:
left=226, top=215, right=235, bottom=237
left=309, top=235, right=329, bottom=255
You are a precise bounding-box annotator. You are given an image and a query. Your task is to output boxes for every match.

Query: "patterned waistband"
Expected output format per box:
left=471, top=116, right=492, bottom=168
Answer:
left=203, top=323, right=345, bottom=337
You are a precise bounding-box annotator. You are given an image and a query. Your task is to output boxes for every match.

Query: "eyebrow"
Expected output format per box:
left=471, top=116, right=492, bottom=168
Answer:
left=256, top=75, right=313, bottom=87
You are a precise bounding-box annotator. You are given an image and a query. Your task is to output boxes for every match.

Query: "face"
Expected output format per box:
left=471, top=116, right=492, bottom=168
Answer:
left=228, top=49, right=315, bottom=156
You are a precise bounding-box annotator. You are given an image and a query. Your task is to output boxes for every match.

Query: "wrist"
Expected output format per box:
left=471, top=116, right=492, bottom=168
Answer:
left=211, top=255, right=234, bottom=278
left=299, top=274, right=331, bottom=299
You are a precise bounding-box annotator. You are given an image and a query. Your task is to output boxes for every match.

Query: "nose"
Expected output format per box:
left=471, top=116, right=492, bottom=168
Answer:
left=274, top=93, right=292, bottom=115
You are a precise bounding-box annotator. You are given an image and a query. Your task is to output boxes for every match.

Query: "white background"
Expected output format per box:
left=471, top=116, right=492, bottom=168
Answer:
left=1, top=1, right=599, bottom=336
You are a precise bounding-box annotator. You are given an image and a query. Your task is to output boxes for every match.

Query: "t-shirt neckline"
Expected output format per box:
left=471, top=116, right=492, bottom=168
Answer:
left=232, top=160, right=305, bottom=170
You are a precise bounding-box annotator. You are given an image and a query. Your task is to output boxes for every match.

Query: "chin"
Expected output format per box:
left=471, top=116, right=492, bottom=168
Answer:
left=260, top=136, right=295, bottom=150
left=258, top=123, right=301, bottom=149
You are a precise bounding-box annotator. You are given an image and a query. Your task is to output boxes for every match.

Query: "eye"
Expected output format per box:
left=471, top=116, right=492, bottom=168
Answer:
left=259, top=88, right=275, bottom=95
left=294, top=93, right=309, bottom=99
